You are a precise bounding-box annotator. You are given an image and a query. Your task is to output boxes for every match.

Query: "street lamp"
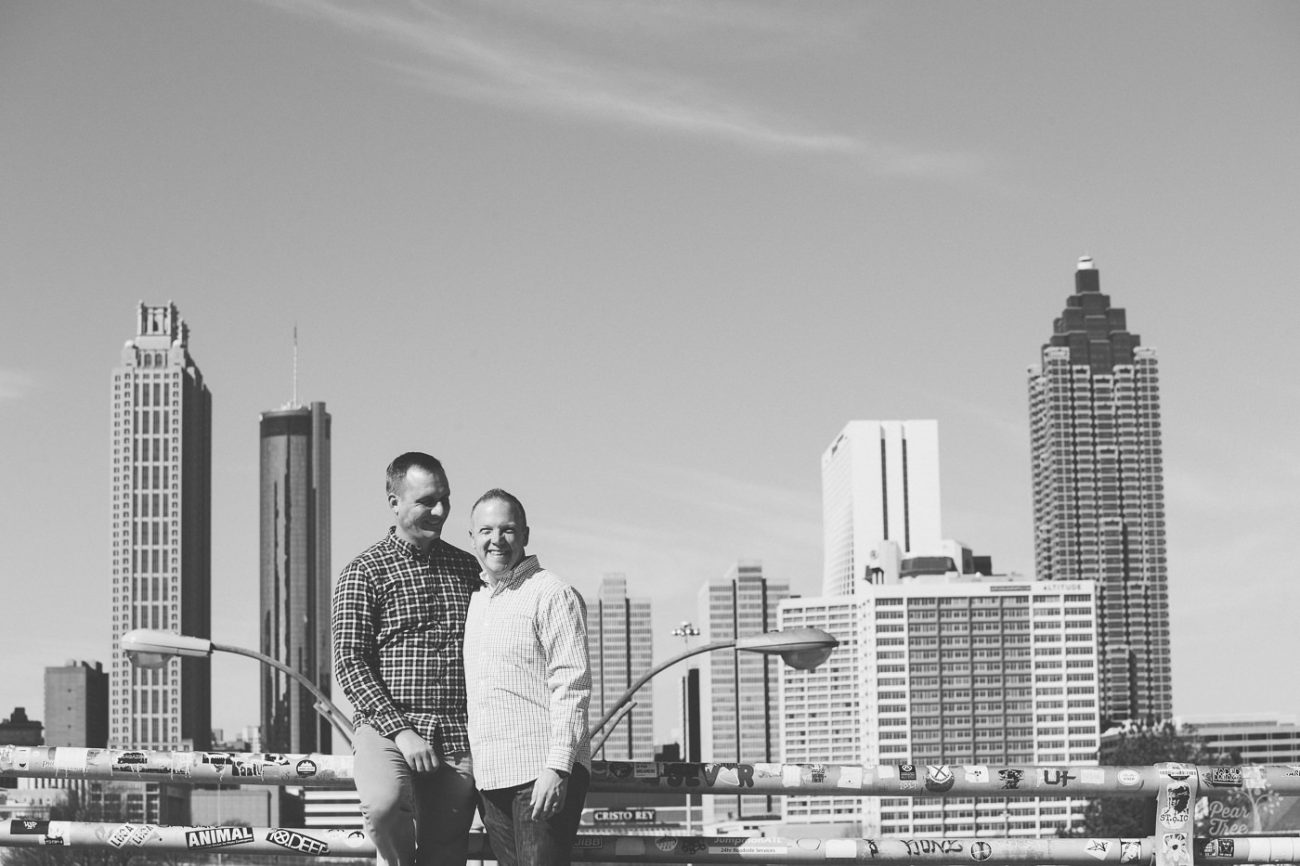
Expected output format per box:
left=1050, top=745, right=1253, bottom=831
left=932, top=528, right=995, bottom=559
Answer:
left=120, top=628, right=353, bottom=748
left=588, top=626, right=838, bottom=751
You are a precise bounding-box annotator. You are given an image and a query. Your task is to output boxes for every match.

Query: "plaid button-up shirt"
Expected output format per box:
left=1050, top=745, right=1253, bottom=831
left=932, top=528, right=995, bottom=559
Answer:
left=332, top=528, right=480, bottom=753
left=464, top=555, right=592, bottom=790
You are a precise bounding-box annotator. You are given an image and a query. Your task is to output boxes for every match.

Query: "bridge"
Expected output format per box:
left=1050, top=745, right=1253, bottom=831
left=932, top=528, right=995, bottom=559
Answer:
left=2, top=744, right=1291, bottom=864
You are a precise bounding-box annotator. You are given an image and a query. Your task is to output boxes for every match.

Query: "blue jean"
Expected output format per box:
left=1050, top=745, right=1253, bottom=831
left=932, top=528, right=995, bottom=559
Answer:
left=478, top=766, right=590, bottom=866
left=352, top=724, right=477, bottom=866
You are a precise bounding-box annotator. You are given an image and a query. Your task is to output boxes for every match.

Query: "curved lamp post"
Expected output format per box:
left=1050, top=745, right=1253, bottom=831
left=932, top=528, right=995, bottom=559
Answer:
left=589, top=626, right=838, bottom=752
left=121, top=628, right=353, bottom=748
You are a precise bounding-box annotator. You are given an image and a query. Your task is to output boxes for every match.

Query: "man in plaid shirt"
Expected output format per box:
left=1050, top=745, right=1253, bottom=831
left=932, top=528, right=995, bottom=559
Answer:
left=332, top=452, right=481, bottom=866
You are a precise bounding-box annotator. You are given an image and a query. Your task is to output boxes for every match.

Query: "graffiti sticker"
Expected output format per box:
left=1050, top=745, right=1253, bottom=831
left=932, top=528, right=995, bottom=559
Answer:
left=1158, top=782, right=1191, bottom=829
left=925, top=765, right=955, bottom=793
left=185, top=827, right=255, bottom=850
left=1204, top=767, right=1242, bottom=788
left=267, top=829, right=329, bottom=856
left=1086, top=840, right=1112, bottom=860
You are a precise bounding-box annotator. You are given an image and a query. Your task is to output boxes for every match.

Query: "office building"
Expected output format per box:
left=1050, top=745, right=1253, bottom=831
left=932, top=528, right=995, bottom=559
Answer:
left=587, top=574, right=655, bottom=761
left=822, top=421, right=942, bottom=596
left=110, top=302, right=211, bottom=822
left=260, top=401, right=332, bottom=753
left=44, top=661, right=108, bottom=747
left=0, top=708, right=43, bottom=746
left=700, top=561, right=790, bottom=819
left=1028, top=257, right=1172, bottom=724
left=781, top=574, right=1100, bottom=837
left=1174, top=714, right=1300, bottom=764
left=773, top=596, right=863, bottom=830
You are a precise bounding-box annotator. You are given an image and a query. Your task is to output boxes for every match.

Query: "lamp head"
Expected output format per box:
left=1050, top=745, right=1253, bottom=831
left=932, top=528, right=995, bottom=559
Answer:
left=735, top=627, right=838, bottom=671
left=121, top=629, right=214, bottom=668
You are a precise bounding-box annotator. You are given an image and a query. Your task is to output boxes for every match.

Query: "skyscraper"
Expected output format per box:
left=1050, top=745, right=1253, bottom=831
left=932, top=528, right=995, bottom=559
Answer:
left=700, top=561, right=789, bottom=819
left=110, top=302, right=212, bottom=754
left=1028, top=257, right=1171, bottom=724
left=259, top=400, right=332, bottom=753
left=822, top=420, right=943, bottom=596
left=587, top=574, right=655, bottom=761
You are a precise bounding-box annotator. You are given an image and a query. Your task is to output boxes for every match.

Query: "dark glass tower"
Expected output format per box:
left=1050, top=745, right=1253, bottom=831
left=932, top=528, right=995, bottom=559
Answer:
left=1028, top=258, right=1172, bottom=724
left=259, top=402, right=332, bottom=753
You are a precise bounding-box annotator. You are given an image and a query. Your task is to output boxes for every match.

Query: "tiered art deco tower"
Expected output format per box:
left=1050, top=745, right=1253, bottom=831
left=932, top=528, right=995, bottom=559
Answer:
left=1028, top=257, right=1172, bottom=724
left=110, top=303, right=212, bottom=755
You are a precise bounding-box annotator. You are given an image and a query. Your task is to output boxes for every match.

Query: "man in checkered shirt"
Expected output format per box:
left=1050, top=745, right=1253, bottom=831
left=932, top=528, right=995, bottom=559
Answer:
left=464, top=489, right=591, bottom=866
left=332, top=452, right=480, bottom=866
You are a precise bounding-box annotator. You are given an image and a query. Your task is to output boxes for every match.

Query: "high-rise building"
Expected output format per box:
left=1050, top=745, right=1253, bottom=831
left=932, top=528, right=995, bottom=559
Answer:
left=110, top=302, right=212, bottom=757
left=259, top=401, right=332, bottom=753
left=699, top=561, right=789, bottom=819
left=44, top=661, right=108, bottom=747
left=780, top=575, right=1100, bottom=837
left=587, top=574, right=655, bottom=761
left=822, top=421, right=943, bottom=596
left=1028, top=257, right=1172, bottom=724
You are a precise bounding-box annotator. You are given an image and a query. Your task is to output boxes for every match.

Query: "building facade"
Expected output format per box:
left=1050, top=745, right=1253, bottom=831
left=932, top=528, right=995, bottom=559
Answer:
left=1028, top=257, right=1172, bottom=724
left=822, top=421, right=942, bottom=596
left=699, top=561, right=790, bottom=819
left=780, top=577, right=1100, bottom=837
left=110, top=302, right=212, bottom=759
left=587, top=574, right=655, bottom=761
left=259, top=401, right=332, bottom=753
left=44, top=661, right=108, bottom=748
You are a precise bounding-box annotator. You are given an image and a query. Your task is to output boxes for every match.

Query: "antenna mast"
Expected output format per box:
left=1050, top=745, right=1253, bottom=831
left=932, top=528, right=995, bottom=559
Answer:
left=291, top=325, right=300, bottom=408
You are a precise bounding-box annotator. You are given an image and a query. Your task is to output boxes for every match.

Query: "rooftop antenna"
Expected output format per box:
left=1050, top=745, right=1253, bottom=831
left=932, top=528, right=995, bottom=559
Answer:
left=290, top=325, right=301, bottom=409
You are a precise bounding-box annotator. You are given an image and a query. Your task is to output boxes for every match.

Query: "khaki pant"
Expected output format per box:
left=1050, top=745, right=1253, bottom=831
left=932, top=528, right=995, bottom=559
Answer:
left=352, top=724, right=476, bottom=866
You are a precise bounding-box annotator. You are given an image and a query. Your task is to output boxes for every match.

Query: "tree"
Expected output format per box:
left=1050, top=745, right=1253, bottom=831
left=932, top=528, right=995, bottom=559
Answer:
left=1078, top=719, right=1208, bottom=838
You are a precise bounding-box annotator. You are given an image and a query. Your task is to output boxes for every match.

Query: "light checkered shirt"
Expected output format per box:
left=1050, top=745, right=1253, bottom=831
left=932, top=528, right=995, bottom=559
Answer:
left=464, top=555, right=592, bottom=790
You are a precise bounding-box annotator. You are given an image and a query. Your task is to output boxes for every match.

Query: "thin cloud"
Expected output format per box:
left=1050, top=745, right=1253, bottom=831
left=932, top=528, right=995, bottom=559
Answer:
left=259, top=0, right=978, bottom=175
left=0, top=370, right=34, bottom=403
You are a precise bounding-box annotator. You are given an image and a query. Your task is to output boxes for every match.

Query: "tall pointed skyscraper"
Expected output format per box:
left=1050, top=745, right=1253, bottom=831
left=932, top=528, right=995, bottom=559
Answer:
left=259, top=398, right=331, bottom=753
left=110, top=303, right=212, bottom=761
left=1028, top=257, right=1172, bottom=724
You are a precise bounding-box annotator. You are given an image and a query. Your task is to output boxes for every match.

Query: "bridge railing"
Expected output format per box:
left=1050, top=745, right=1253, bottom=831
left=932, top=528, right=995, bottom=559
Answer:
left=0, top=745, right=1286, bottom=864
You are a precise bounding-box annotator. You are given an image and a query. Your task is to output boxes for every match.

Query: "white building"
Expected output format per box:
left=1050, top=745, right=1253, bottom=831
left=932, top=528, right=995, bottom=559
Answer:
left=780, top=574, right=1100, bottom=837
left=821, top=421, right=942, bottom=596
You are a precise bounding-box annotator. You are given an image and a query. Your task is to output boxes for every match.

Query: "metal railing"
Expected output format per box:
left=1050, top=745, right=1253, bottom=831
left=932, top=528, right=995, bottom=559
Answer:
left=0, top=744, right=1287, bottom=864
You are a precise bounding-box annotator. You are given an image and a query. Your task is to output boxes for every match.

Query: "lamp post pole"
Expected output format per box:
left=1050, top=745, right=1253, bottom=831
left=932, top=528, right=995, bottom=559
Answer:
left=121, top=629, right=353, bottom=749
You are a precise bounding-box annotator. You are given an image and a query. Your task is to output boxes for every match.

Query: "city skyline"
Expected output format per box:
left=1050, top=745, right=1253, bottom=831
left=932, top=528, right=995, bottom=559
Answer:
left=3, top=2, right=1300, bottom=744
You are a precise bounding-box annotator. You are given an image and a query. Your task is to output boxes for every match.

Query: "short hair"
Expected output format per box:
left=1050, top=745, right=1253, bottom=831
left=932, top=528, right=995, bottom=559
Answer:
left=385, top=452, right=446, bottom=497
left=470, top=488, right=527, bottom=528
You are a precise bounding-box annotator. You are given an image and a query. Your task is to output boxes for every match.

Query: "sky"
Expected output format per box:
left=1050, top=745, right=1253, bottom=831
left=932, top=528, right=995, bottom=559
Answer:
left=2, top=1, right=1299, bottom=750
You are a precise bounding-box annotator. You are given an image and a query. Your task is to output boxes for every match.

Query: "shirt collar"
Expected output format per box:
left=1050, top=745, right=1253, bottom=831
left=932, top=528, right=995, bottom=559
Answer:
left=385, top=526, right=430, bottom=560
left=481, top=554, right=541, bottom=590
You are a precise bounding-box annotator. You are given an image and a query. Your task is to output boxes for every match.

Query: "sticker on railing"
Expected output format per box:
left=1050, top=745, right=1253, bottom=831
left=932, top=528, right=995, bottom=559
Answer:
left=184, top=827, right=255, bottom=850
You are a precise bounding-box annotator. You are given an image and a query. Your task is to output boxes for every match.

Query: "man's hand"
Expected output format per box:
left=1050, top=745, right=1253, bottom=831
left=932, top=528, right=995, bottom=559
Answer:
left=393, top=729, right=438, bottom=774
left=529, top=768, right=568, bottom=821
